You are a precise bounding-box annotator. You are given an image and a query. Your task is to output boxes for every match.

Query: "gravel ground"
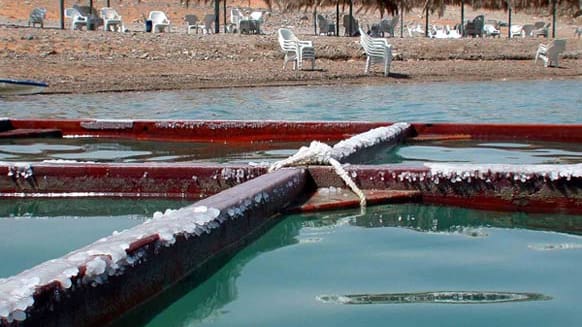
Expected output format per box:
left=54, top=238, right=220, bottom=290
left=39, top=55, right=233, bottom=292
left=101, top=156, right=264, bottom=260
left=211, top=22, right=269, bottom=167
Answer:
left=0, top=1, right=581, bottom=94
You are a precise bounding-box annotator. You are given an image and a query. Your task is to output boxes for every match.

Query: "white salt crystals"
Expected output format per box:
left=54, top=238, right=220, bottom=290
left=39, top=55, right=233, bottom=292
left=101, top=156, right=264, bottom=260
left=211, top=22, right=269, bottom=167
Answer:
left=423, top=163, right=582, bottom=184
left=332, top=122, right=411, bottom=160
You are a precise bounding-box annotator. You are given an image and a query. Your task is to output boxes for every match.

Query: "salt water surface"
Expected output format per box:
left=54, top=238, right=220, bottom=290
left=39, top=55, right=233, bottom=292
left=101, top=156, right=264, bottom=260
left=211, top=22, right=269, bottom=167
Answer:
left=1, top=80, right=580, bottom=123
left=115, top=204, right=582, bottom=327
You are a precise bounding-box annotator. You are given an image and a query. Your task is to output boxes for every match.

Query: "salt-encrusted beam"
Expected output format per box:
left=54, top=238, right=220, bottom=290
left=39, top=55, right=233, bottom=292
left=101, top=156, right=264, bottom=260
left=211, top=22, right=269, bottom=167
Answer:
left=307, top=163, right=582, bottom=214
left=0, top=162, right=268, bottom=199
left=0, top=168, right=307, bottom=327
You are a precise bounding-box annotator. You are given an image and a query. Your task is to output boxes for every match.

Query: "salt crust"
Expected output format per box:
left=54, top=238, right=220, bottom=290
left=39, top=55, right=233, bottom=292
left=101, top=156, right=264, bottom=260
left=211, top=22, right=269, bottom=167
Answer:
left=420, top=163, right=582, bottom=184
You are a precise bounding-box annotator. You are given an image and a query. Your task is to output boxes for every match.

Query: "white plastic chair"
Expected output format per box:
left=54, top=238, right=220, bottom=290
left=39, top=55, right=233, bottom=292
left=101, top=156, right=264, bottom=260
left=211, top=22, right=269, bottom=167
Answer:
left=64, top=7, right=88, bottom=30
left=445, top=25, right=462, bottom=39
left=359, top=27, right=392, bottom=77
left=197, top=14, right=215, bottom=34
left=277, top=28, right=315, bottom=70
left=229, top=8, right=244, bottom=33
left=149, top=11, right=170, bottom=33
left=484, top=24, right=500, bottom=37
left=28, top=7, right=46, bottom=28
left=510, top=25, right=523, bottom=38
left=101, top=7, right=123, bottom=32
left=184, top=14, right=198, bottom=34
left=535, top=39, right=566, bottom=68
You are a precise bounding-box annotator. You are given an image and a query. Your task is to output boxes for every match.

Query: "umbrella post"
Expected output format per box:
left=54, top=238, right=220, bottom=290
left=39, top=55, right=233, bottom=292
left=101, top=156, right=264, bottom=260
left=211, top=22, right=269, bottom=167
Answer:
left=60, top=0, right=64, bottom=29
left=425, top=6, right=429, bottom=37
left=552, top=0, right=557, bottom=38
left=349, top=0, right=353, bottom=36
left=508, top=6, right=512, bottom=38
left=336, top=2, right=340, bottom=37
left=400, top=4, right=404, bottom=38
left=215, top=0, right=220, bottom=34
left=314, top=8, right=317, bottom=36
left=459, top=0, right=465, bottom=36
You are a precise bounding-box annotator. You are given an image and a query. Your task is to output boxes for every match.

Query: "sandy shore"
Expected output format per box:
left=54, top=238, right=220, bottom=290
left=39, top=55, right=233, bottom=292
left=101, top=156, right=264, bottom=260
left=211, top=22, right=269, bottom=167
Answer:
left=0, top=1, right=581, bottom=94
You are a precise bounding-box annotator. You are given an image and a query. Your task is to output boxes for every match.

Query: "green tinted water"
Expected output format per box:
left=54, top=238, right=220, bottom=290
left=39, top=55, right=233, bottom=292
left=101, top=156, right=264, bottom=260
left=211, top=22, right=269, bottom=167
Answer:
left=129, top=204, right=582, bottom=327
left=1, top=139, right=581, bottom=165
left=0, top=199, right=191, bottom=277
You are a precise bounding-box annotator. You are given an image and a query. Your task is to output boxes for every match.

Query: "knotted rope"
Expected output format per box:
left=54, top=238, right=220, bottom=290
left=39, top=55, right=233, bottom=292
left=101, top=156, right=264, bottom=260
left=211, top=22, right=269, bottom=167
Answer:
left=268, top=123, right=412, bottom=211
left=268, top=140, right=367, bottom=208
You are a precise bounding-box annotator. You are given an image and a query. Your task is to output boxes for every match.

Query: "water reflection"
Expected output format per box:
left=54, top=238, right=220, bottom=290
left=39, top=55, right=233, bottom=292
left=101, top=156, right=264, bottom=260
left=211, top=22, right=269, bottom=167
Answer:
left=305, top=204, right=582, bottom=237
left=0, top=138, right=303, bottom=163
left=0, top=198, right=191, bottom=218
left=114, top=217, right=304, bottom=326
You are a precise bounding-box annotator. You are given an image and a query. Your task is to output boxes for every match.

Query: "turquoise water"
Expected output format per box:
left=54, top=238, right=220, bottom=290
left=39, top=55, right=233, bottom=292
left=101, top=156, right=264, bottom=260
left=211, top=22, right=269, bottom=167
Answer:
left=119, top=204, right=582, bottom=327
left=1, top=80, right=581, bottom=122
left=0, top=199, right=191, bottom=278
left=1, top=139, right=581, bottom=164
left=0, top=138, right=302, bottom=163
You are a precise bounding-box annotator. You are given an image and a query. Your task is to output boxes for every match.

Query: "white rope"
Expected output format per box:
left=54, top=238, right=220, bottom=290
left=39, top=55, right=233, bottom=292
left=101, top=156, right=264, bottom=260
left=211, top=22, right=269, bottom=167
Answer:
left=268, top=140, right=367, bottom=208
left=268, top=123, right=412, bottom=211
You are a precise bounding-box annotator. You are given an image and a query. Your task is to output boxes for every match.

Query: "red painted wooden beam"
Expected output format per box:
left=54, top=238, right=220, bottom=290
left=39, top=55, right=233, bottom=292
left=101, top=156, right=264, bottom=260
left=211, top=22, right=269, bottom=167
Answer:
left=0, top=163, right=268, bottom=199
left=6, top=119, right=582, bottom=143
left=307, top=165, right=582, bottom=215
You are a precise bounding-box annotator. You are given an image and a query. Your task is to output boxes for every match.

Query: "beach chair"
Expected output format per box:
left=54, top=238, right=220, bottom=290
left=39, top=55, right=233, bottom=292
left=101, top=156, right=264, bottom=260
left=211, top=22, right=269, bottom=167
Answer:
left=184, top=14, right=199, bottom=34
left=28, top=7, right=46, bottom=28
left=148, top=11, right=171, bottom=33
left=343, top=15, right=359, bottom=36
left=535, top=39, right=566, bottom=68
left=358, top=27, right=392, bottom=77
left=196, top=14, right=215, bottom=34
left=533, top=22, right=550, bottom=38
left=464, top=15, right=484, bottom=37
left=446, top=25, right=462, bottom=39
left=64, top=7, right=88, bottom=30
left=101, top=7, right=123, bottom=32
left=317, top=14, right=335, bottom=36
left=484, top=21, right=500, bottom=38
left=277, top=28, right=315, bottom=70
left=379, top=16, right=398, bottom=37
left=229, top=8, right=244, bottom=33
left=521, top=24, right=535, bottom=37
left=510, top=25, right=523, bottom=38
